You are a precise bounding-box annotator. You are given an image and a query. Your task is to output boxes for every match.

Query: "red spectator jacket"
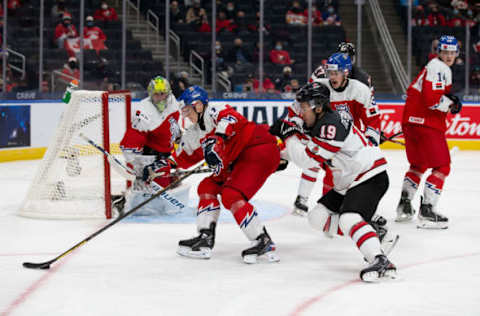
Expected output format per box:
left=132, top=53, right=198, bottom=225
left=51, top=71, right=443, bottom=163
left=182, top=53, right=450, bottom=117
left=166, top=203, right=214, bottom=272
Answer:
left=54, top=23, right=78, bottom=41
left=94, top=8, right=118, bottom=21
left=83, top=26, right=107, bottom=41
left=216, top=18, right=235, bottom=33
left=270, top=49, right=292, bottom=65
left=427, top=13, right=446, bottom=26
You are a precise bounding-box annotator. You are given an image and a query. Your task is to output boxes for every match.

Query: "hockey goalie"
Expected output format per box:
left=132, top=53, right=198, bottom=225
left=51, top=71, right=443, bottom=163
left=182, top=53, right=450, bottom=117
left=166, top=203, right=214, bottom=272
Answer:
left=116, top=76, right=189, bottom=216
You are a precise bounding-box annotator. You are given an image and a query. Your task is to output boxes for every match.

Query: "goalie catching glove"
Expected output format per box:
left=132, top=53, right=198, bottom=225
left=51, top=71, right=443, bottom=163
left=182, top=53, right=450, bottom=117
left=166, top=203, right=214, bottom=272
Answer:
left=202, top=135, right=226, bottom=176
left=142, top=158, right=176, bottom=182
left=269, top=119, right=302, bottom=141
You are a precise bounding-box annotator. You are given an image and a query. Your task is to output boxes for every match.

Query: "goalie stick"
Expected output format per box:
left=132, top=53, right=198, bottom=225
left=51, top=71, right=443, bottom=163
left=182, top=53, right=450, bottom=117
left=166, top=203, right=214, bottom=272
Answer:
left=79, top=133, right=137, bottom=181
left=22, top=162, right=205, bottom=270
left=80, top=133, right=213, bottom=180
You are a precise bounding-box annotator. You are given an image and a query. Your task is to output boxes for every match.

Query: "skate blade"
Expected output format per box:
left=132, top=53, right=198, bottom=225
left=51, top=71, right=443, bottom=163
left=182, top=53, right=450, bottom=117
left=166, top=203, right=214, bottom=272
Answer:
left=177, top=246, right=212, bottom=259
left=382, top=234, right=400, bottom=256
left=243, top=251, right=280, bottom=264
left=292, top=208, right=308, bottom=217
left=361, top=269, right=398, bottom=283
left=416, top=220, right=448, bottom=230
left=395, top=214, right=415, bottom=222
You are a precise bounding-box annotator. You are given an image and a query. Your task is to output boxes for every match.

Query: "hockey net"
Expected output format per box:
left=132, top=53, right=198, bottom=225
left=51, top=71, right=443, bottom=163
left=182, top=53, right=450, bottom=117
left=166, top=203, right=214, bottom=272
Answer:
left=19, top=90, right=131, bottom=219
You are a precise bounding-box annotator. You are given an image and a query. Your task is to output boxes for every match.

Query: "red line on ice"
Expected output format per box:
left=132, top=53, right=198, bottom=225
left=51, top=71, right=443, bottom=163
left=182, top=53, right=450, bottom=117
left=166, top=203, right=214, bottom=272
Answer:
left=1, top=255, right=73, bottom=316
left=290, top=251, right=480, bottom=316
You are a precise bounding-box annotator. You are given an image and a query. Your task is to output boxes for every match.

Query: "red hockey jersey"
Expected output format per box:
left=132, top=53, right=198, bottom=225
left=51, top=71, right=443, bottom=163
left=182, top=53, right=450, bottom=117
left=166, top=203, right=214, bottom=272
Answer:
left=402, top=57, right=453, bottom=132
left=120, top=95, right=181, bottom=156
left=174, top=104, right=262, bottom=171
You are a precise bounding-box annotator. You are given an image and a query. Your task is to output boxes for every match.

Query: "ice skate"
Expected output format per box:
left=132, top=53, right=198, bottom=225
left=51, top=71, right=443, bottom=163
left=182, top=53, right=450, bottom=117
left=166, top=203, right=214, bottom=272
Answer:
left=360, top=254, right=397, bottom=282
left=292, top=195, right=308, bottom=217
left=395, top=191, right=415, bottom=222
left=370, top=215, right=399, bottom=256
left=417, top=202, right=448, bottom=229
left=241, top=227, right=280, bottom=264
left=177, top=223, right=216, bottom=259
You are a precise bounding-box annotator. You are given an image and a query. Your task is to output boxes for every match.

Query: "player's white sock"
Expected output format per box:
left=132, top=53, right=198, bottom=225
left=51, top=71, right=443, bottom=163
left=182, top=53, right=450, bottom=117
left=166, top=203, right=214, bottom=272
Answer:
left=340, top=213, right=382, bottom=263
left=234, top=203, right=264, bottom=241
left=297, top=167, right=319, bottom=199
left=196, top=198, right=220, bottom=232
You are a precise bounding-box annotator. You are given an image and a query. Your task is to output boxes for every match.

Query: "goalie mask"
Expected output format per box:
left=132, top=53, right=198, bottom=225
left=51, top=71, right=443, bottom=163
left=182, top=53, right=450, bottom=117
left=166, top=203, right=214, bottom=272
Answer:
left=147, top=76, right=171, bottom=112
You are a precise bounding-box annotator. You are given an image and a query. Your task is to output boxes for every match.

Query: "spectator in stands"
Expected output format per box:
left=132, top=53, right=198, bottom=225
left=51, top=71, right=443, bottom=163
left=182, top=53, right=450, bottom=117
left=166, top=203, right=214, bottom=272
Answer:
left=94, top=1, right=119, bottom=22
left=286, top=1, right=306, bottom=25
left=170, top=1, right=185, bottom=24
left=427, top=2, right=446, bottom=26
left=322, top=4, right=342, bottom=26
left=7, top=0, right=21, bottom=16
left=273, top=65, right=293, bottom=91
left=235, top=10, right=250, bottom=35
left=227, top=38, right=253, bottom=68
left=224, top=1, right=236, bottom=21
left=171, top=71, right=190, bottom=98
left=252, top=75, right=276, bottom=93
left=269, top=41, right=294, bottom=65
left=54, top=13, right=78, bottom=48
left=197, top=13, right=212, bottom=32
left=303, top=4, right=323, bottom=26
left=61, top=57, right=80, bottom=82
left=471, top=65, right=480, bottom=86
left=186, top=0, right=207, bottom=25
left=412, top=5, right=428, bottom=26
left=216, top=10, right=235, bottom=33
left=318, top=0, right=339, bottom=13
left=51, top=0, right=69, bottom=21
left=428, top=38, right=439, bottom=61
left=283, top=78, right=301, bottom=93
left=215, top=41, right=229, bottom=75
left=448, top=8, right=465, bottom=27
left=249, top=11, right=271, bottom=35
left=84, top=16, right=107, bottom=42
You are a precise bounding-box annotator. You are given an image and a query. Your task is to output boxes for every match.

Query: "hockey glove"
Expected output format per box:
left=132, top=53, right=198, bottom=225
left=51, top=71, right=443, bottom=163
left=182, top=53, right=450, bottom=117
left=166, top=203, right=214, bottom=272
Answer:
left=446, top=94, right=462, bottom=114
left=276, top=158, right=289, bottom=172
left=202, top=135, right=226, bottom=176
left=366, top=136, right=378, bottom=147
left=269, top=119, right=302, bottom=141
left=379, top=131, right=387, bottom=145
left=142, top=159, right=173, bottom=182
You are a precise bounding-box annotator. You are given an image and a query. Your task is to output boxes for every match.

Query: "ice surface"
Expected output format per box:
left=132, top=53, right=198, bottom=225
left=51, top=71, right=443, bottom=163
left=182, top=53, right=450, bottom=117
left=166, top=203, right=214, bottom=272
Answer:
left=1, top=150, right=479, bottom=316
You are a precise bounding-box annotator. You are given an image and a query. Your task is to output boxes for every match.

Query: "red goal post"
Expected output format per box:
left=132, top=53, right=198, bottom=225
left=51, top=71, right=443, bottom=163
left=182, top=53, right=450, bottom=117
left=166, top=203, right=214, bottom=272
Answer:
left=19, top=90, right=132, bottom=219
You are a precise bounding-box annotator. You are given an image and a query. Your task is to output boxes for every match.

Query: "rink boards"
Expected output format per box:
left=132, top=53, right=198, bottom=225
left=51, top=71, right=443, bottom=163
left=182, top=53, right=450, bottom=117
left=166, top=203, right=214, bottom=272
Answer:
left=1, top=99, right=480, bottom=162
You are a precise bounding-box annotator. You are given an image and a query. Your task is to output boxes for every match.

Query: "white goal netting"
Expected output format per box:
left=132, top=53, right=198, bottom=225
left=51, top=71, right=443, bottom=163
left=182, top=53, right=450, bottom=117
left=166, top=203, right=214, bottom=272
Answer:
left=19, top=90, right=129, bottom=219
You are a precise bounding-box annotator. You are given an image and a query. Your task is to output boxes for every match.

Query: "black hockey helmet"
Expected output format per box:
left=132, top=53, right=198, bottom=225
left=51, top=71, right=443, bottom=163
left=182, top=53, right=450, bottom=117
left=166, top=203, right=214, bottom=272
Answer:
left=337, top=42, right=356, bottom=57
left=296, top=82, right=331, bottom=111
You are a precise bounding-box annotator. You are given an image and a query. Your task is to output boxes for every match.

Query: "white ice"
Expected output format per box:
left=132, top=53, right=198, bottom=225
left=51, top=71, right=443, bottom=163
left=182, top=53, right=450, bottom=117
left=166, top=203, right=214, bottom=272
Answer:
left=1, top=150, right=480, bottom=316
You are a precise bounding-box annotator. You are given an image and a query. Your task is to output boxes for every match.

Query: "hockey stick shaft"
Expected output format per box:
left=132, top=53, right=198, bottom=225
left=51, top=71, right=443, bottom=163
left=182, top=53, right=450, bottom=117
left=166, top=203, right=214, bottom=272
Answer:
left=79, top=133, right=136, bottom=181
left=22, top=162, right=205, bottom=270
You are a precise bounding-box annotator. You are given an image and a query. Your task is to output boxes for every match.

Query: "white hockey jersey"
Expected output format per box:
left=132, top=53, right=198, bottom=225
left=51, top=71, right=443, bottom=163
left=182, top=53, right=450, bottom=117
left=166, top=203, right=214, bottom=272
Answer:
left=120, top=94, right=181, bottom=159
left=312, top=78, right=381, bottom=144
left=282, top=110, right=387, bottom=192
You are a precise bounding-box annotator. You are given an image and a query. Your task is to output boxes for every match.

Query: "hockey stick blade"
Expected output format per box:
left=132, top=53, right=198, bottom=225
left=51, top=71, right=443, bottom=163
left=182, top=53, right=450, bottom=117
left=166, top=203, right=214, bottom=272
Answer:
left=23, top=259, right=55, bottom=270
left=22, top=162, right=204, bottom=270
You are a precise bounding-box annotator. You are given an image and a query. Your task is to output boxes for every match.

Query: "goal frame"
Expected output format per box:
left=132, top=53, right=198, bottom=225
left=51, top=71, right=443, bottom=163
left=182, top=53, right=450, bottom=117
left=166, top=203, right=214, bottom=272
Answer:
left=103, top=90, right=131, bottom=219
